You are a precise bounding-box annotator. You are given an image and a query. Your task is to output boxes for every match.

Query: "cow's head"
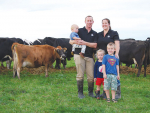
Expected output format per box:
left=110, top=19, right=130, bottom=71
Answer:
left=55, top=46, right=67, bottom=60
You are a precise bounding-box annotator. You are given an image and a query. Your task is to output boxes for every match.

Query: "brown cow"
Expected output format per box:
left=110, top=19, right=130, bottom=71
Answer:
left=11, top=43, right=67, bottom=79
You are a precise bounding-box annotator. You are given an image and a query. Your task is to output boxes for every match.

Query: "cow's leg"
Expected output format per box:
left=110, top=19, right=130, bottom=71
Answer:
left=144, top=62, right=147, bottom=77
left=136, top=54, right=145, bottom=77
left=16, top=59, right=22, bottom=79
left=50, top=65, right=54, bottom=68
left=63, top=58, right=66, bottom=69
left=16, top=62, right=22, bottom=79
left=17, top=66, right=21, bottom=79
left=13, top=64, right=17, bottom=78
left=13, top=60, right=17, bottom=78
left=6, top=60, right=12, bottom=69
left=1, top=61, right=3, bottom=67
left=55, top=59, right=61, bottom=69
left=143, top=57, right=147, bottom=77
left=45, top=64, right=49, bottom=77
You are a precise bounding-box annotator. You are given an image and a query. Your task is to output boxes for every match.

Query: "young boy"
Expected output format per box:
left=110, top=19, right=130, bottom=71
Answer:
left=102, top=42, right=120, bottom=103
left=70, top=24, right=86, bottom=57
left=94, top=49, right=105, bottom=99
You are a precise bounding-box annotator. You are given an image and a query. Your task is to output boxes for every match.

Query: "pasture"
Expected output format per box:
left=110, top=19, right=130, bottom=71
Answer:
left=0, top=59, right=150, bottom=113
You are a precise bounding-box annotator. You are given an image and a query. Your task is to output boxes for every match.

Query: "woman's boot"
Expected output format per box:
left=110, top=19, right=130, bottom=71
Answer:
left=115, top=85, right=121, bottom=99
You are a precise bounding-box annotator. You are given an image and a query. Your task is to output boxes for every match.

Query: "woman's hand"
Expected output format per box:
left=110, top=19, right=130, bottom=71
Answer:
left=115, top=53, right=119, bottom=59
left=117, top=75, right=120, bottom=80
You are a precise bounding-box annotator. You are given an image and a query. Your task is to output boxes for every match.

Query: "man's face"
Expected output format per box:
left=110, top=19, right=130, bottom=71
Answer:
left=85, top=17, right=94, bottom=28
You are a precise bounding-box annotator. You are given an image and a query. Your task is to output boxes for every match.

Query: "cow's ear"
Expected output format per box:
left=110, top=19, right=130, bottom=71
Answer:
left=56, top=48, right=60, bottom=53
left=63, top=47, right=67, bottom=52
left=54, top=48, right=59, bottom=52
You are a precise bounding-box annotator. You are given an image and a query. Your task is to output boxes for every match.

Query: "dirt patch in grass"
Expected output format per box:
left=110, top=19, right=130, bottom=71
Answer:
left=0, top=66, right=77, bottom=75
left=1, top=65, right=150, bottom=75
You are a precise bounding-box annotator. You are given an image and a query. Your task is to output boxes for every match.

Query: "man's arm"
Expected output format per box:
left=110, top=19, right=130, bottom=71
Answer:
left=79, top=40, right=97, bottom=48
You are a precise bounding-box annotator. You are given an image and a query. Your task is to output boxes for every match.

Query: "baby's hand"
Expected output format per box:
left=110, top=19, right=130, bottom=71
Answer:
left=94, top=78, right=97, bottom=82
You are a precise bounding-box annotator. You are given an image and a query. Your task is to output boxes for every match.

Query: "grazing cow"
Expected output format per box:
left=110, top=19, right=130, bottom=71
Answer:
left=0, top=38, right=16, bottom=69
left=119, top=39, right=148, bottom=77
left=53, top=38, right=73, bottom=69
left=23, top=39, right=33, bottom=45
left=34, top=37, right=73, bottom=69
left=33, top=39, right=44, bottom=45
left=0, top=38, right=24, bottom=69
left=11, top=43, right=67, bottom=79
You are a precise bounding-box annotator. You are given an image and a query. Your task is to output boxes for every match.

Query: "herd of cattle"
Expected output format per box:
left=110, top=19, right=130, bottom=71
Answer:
left=0, top=37, right=150, bottom=79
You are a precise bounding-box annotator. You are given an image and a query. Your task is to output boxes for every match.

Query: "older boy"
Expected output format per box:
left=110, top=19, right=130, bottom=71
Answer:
left=102, top=42, right=120, bottom=102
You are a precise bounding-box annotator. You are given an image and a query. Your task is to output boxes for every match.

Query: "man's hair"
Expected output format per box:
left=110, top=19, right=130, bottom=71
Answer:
left=71, top=24, right=79, bottom=31
left=96, top=49, right=105, bottom=58
left=85, top=15, right=93, bottom=21
left=107, top=42, right=115, bottom=48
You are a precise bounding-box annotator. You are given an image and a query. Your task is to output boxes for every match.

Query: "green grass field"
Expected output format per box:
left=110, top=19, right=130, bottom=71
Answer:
left=0, top=58, right=150, bottom=113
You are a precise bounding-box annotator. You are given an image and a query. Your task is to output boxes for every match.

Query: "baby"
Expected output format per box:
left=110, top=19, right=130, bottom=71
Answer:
left=70, top=24, right=86, bottom=57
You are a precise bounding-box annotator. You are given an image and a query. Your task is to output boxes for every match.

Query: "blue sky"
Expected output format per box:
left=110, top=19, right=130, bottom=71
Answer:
left=0, top=0, right=149, bottom=41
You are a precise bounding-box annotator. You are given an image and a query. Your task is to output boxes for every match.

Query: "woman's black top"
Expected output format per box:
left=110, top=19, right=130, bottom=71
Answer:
left=97, top=29, right=120, bottom=53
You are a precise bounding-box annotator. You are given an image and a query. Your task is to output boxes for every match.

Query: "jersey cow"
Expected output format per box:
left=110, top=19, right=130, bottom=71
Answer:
left=11, top=43, right=67, bottom=79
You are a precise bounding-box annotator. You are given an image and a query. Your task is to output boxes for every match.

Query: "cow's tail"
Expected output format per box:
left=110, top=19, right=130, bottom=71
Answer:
left=11, top=43, right=19, bottom=70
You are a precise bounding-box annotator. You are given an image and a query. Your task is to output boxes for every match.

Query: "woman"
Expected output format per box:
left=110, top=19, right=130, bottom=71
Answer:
left=97, top=18, right=121, bottom=99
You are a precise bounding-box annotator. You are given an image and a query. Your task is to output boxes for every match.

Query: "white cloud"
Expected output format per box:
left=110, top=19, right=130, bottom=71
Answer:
left=0, top=0, right=150, bottom=41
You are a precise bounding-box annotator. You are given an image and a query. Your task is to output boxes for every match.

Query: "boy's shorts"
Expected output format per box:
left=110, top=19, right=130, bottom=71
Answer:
left=104, top=74, right=117, bottom=91
left=96, top=78, right=104, bottom=86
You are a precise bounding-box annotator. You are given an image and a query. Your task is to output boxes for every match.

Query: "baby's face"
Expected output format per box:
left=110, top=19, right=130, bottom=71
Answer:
left=72, top=27, right=79, bottom=33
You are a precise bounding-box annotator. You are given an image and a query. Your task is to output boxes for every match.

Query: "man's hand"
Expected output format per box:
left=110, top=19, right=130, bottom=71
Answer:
left=78, top=40, right=86, bottom=45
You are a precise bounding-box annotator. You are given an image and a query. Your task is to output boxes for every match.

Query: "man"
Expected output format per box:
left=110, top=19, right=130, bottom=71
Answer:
left=70, top=16, right=98, bottom=99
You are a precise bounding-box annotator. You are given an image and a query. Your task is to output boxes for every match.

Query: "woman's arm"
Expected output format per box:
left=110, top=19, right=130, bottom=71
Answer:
left=115, top=40, right=120, bottom=58
left=116, top=65, right=120, bottom=80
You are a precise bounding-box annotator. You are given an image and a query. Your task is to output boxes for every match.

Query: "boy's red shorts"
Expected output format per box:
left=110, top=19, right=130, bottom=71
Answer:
left=96, top=78, right=104, bottom=86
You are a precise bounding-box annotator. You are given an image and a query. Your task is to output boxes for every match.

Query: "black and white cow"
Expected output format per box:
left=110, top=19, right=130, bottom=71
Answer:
left=119, top=38, right=149, bottom=77
left=33, top=39, right=44, bottom=45
left=0, top=38, right=16, bottom=69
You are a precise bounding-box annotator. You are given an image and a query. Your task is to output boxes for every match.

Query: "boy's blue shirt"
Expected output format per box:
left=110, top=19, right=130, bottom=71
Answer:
left=70, top=32, right=80, bottom=40
left=102, top=54, right=119, bottom=75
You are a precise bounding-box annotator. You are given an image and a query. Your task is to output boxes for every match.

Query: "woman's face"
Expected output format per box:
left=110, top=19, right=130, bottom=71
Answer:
left=102, top=19, right=110, bottom=30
